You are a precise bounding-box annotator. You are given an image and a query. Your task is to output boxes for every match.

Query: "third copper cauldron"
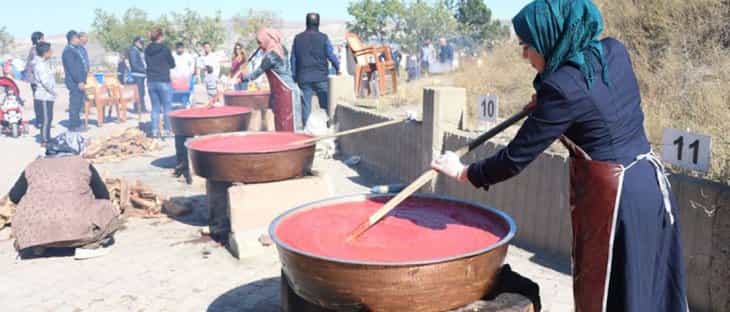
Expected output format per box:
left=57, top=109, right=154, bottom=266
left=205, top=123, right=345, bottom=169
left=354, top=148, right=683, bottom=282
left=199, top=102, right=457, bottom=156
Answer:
left=224, top=90, right=270, bottom=110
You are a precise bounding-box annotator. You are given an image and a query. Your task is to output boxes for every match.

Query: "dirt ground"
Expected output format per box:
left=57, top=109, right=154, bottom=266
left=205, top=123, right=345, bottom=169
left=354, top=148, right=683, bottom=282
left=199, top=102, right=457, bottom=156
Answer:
left=0, top=81, right=572, bottom=311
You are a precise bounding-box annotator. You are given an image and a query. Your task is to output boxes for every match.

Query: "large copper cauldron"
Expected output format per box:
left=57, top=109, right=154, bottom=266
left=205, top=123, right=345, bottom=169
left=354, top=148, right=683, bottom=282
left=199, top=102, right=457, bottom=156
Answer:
left=269, top=194, right=516, bottom=312
left=168, top=106, right=252, bottom=136
left=223, top=90, right=270, bottom=109
left=187, top=132, right=315, bottom=183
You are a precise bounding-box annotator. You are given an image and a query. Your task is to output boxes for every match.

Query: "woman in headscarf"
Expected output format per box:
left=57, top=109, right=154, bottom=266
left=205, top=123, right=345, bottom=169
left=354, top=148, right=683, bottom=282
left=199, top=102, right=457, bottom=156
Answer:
left=240, top=28, right=302, bottom=131
left=8, top=133, right=121, bottom=260
left=431, top=1, right=688, bottom=311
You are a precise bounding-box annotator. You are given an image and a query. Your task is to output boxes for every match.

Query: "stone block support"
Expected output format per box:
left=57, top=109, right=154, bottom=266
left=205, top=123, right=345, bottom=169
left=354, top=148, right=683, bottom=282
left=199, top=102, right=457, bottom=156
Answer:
left=422, top=87, right=467, bottom=192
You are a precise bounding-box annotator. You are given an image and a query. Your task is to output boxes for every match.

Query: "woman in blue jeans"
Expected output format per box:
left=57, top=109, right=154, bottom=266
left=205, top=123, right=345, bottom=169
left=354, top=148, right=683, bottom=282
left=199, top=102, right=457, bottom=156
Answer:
left=144, top=27, right=176, bottom=138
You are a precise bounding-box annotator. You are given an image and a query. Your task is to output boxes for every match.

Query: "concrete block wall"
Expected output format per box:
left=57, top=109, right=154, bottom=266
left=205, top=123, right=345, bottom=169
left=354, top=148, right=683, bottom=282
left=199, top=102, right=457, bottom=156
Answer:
left=333, top=86, right=730, bottom=312
left=438, top=132, right=572, bottom=260
left=669, top=175, right=729, bottom=312
left=336, top=104, right=424, bottom=184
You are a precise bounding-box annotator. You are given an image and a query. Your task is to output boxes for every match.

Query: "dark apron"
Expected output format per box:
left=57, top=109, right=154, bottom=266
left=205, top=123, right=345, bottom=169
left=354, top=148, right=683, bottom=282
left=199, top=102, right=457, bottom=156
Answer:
left=560, top=137, right=622, bottom=312
left=265, top=70, right=297, bottom=132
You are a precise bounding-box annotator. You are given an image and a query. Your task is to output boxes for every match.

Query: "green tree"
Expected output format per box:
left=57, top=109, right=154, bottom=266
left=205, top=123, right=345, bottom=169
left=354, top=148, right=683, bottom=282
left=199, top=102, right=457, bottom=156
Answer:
left=165, top=8, right=226, bottom=54
left=232, top=9, right=283, bottom=52
left=347, top=0, right=404, bottom=43
left=92, top=8, right=225, bottom=55
left=454, top=0, right=509, bottom=48
left=0, top=26, right=14, bottom=54
left=397, top=1, right=458, bottom=52
left=92, top=8, right=155, bottom=53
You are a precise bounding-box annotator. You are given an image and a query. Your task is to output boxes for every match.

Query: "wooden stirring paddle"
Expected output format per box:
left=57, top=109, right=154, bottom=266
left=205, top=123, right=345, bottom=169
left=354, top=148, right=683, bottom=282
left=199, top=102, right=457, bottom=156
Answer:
left=346, top=104, right=537, bottom=242
left=290, top=114, right=416, bottom=146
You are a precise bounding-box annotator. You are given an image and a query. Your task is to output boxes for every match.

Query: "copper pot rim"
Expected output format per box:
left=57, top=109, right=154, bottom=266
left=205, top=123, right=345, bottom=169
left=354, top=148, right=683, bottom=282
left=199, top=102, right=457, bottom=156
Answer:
left=185, top=131, right=316, bottom=155
left=223, top=90, right=271, bottom=96
left=168, top=108, right=252, bottom=120
left=269, top=193, right=517, bottom=267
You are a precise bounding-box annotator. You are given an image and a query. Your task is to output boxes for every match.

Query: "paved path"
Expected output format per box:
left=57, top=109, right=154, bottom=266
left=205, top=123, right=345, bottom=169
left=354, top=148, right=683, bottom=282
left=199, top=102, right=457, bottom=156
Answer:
left=0, top=81, right=572, bottom=311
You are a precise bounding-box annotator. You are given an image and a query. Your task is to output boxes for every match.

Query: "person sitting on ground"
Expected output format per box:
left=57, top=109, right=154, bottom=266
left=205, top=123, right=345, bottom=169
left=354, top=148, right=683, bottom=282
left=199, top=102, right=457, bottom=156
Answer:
left=8, top=132, right=121, bottom=260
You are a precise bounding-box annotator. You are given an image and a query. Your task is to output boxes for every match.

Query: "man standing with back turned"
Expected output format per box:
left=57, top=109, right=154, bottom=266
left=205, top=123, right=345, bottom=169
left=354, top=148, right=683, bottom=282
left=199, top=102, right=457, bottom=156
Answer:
left=291, top=13, right=340, bottom=128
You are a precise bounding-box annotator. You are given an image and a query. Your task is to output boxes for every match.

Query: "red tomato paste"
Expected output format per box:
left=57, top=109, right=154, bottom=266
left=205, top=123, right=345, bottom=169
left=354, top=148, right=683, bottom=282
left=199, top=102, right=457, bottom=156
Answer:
left=275, top=197, right=509, bottom=263
left=223, top=90, right=271, bottom=96
left=168, top=106, right=251, bottom=118
left=188, top=132, right=314, bottom=153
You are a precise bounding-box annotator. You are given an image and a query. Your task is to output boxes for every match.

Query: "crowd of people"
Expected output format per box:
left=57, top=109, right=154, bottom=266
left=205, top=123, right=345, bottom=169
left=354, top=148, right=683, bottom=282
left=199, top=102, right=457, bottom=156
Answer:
left=16, top=11, right=461, bottom=146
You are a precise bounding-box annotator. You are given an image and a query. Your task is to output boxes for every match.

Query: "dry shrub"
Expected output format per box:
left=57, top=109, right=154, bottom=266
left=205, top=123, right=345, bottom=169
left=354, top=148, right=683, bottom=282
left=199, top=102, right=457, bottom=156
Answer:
left=597, top=0, right=730, bottom=183
left=455, top=40, right=535, bottom=119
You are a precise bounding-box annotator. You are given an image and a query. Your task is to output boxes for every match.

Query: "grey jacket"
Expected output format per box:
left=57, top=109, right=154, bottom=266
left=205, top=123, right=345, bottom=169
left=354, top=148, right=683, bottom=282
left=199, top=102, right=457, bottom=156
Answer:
left=24, top=46, right=38, bottom=84
left=32, top=58, right=56, bottom=102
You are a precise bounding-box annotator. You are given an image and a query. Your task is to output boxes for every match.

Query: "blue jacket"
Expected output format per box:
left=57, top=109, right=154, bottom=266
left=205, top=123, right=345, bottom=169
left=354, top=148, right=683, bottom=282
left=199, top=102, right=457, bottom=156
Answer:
left=439, top=44, right=454, bottom=63
left=467, top=38, right=650, bottom=188
left=128, top=45, right=146, bottom=76
left=291, top=28, right=340, bottom=84
left=62, top=45, right=87, bottom=90
left=78, top=46, right=90, bottom=72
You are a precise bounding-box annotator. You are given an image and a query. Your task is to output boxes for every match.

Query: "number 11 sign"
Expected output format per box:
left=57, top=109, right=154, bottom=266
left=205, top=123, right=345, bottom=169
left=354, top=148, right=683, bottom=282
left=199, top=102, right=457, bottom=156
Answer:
left=661, top=128, right=712, bottom=173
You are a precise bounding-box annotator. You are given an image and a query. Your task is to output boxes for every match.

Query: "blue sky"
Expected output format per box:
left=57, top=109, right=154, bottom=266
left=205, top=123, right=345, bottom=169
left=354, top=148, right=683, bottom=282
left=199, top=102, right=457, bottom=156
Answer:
left=3, top=0, right=531, bottom=37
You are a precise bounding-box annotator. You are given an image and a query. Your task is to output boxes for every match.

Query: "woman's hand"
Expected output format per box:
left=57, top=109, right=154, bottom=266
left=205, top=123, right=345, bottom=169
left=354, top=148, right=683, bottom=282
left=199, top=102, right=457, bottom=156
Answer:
left=431, top=151, right=468, bottom=183
left=524, top=94, right=537, bottom=111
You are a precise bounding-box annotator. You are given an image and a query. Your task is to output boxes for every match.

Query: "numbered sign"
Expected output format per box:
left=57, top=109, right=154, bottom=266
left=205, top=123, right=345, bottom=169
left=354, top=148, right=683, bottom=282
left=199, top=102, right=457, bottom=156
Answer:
left=661, top=128, right=711, bottom=172
left=477, top=95, right=499, bottom=123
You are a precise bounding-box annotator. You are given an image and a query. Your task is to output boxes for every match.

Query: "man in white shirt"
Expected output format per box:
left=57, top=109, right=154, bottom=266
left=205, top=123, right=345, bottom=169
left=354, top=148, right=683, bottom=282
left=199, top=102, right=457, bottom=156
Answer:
left=198, top=42, right=220, bottom=79
left=172, top=42, right=196, bottom=78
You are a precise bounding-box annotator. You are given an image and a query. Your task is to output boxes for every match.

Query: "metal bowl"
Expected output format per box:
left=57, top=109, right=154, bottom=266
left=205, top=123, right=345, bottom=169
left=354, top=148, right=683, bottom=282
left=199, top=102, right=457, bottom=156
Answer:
left=224, top=90, right=271, bottom=110
left=269, top=194, right=516, bottom=312
left=187, top=132, right=315, bottom=183
left=169, top=107, right=252, bottom=136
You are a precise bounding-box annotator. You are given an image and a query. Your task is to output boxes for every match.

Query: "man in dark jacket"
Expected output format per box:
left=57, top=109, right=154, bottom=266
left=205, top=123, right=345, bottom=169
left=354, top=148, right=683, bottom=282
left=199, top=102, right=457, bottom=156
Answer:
left=61, top=31, right=87, bottom=131
left=291, top=13, right=340, bottom=128
left=78, top=32, right=90, bottom=72
left=127, top=36, right=147, bottom=112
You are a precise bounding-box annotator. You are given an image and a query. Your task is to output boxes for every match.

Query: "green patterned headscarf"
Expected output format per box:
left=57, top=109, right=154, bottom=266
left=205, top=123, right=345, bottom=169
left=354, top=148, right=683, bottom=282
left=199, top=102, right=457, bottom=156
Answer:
left=512, top=0, right=609, bottom=90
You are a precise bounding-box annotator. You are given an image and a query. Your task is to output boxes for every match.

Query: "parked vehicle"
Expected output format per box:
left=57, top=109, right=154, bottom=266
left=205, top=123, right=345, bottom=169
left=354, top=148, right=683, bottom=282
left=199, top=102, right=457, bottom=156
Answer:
left=0, top=77, right=28, bottom=137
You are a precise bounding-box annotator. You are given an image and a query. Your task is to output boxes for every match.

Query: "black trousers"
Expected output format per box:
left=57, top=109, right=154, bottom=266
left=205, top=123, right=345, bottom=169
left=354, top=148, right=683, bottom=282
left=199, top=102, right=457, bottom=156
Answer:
left=30, top=84, right=41, bottom=126
left=68, top=87, right=84, bottom=129
left=35, top=100, right=54, bottom=143
left=175, top=135, right=191, bottom=169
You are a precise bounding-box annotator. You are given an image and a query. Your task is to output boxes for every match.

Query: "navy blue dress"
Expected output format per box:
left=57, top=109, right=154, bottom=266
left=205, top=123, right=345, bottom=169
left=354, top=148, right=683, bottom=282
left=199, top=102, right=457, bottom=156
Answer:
left=467, top=38, right=688, bottom=311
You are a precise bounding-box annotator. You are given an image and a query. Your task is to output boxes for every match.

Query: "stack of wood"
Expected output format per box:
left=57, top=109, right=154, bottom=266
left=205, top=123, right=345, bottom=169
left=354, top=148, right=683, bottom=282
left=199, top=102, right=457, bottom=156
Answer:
left=83, top=128, right=161, bottom=163
left=105, top=178, right=193, bottom=218
left=0, top=195, right=14, bottom=230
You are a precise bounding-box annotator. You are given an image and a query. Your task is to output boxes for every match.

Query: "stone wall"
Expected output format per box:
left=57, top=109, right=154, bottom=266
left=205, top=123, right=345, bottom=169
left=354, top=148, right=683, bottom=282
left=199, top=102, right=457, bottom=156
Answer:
left=334, top=87, right=729, bottom=312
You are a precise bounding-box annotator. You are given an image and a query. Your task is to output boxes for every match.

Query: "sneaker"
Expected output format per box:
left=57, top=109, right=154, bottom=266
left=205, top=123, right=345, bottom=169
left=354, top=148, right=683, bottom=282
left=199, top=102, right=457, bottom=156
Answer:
left=74, top=245, right=111, bottom=260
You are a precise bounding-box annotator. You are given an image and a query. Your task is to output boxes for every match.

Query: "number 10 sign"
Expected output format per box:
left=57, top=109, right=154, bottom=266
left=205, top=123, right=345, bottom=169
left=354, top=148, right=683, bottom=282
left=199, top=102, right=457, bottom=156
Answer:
left=661, top=128, right=712, bottom=173
left=477, top=95, right=499, bottom=123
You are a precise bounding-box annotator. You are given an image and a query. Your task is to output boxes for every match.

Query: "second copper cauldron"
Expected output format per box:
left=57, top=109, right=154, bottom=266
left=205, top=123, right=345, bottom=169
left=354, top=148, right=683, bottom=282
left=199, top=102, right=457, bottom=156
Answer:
left=187, top=132, right=316, bottom=183
left=270, top=194, right=516, bottom=312
left=224, top=90, right=270, bottom=110
left=168, top=106, right=252, bottom=136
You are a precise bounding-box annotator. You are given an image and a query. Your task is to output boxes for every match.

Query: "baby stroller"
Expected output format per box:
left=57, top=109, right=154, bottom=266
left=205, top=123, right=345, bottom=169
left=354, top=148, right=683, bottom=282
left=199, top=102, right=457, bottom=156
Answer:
left=0, top=77, right=28, bottom=137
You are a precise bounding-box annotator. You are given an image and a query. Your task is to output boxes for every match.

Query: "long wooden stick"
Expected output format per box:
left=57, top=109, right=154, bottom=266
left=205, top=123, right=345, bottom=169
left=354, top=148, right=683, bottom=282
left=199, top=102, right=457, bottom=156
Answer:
left=291, top=117, right=412, bottom=146
left=347, top=105, right=536, bottom=241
